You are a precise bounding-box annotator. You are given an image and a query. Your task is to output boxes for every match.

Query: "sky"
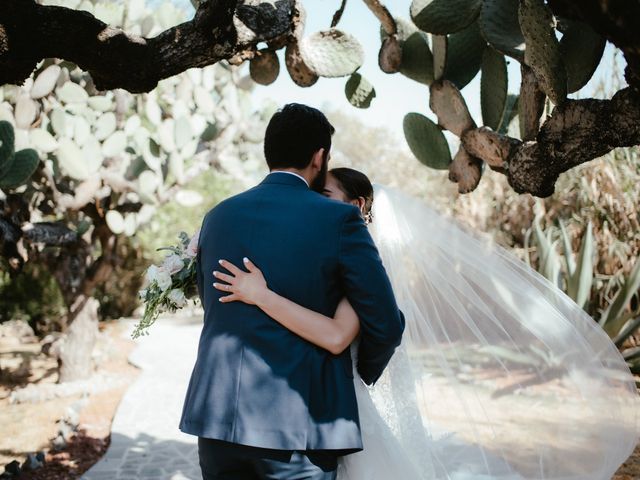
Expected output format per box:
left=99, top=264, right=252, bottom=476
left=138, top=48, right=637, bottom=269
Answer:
left=168, top=0, right=623, bottom=140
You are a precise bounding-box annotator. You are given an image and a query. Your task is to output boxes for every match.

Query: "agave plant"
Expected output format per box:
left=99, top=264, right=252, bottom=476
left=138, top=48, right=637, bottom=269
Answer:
left=528, top=217, right=640, bottom=372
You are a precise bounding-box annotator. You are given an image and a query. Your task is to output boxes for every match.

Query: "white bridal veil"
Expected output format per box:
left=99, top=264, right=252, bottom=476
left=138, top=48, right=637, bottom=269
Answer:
left=365, top=185, right=639, bottom=480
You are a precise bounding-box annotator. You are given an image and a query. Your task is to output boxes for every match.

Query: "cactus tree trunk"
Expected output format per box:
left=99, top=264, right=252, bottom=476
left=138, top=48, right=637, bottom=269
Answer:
left=462, top=86, right=640, bottom=197
left=57, top=295, right=99, bottom=383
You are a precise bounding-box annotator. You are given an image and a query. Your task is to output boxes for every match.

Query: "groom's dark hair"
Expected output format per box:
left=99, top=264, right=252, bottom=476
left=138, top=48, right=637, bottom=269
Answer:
left=264, top=103, right=335, bottom=170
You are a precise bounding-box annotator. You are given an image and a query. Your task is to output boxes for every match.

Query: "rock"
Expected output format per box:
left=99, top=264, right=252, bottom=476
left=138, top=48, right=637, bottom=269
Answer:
left=0, top=320, right=36, bottom=342
left=64, top=404, right=80, bottom=429
left=56, top=419, right=74, bottom=440
left=52, top=433, right=66, bottom=451
left=4, top=460, right=21, bottom=475
left=9, top=371, right=125, bottom=404
left=21, top=453, right=44, bottom=471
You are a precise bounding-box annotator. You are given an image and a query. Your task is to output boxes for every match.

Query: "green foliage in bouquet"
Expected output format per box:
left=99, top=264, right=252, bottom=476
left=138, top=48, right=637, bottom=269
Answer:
left=132, top=229, right=200, bottom=338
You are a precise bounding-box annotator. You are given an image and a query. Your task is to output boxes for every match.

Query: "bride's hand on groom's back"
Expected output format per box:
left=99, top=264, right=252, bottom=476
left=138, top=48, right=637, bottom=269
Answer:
left=213, top=258, right=269, bottom=306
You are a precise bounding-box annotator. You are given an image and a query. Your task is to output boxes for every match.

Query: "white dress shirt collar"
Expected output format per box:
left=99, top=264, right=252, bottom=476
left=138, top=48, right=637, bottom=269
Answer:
left=270, top=170, right=310, bottom=188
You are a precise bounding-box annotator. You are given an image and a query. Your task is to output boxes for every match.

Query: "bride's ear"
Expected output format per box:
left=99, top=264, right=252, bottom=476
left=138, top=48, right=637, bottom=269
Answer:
left=352, top=196, right=366, bottom=214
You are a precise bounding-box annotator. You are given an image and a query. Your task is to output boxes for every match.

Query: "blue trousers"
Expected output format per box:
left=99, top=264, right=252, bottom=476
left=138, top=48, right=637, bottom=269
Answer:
left=198, top=438, right=339, bottom=480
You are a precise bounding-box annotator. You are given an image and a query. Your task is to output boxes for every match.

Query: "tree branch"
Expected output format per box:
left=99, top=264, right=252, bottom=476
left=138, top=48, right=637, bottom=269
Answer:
left=0, top=0, right=294, bottom=93
left=462, top=87, right=640, bottom=197
left=331, top=0, right=348, bottom=28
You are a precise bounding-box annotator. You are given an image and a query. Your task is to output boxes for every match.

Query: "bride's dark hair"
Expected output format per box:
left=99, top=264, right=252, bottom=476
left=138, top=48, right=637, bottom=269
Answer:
left=329, top=167, right=374, bottom=224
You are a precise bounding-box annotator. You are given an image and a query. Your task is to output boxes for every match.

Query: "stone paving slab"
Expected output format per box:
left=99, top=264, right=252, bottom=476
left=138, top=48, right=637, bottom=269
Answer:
left=82, top=314, right=204, bottom=480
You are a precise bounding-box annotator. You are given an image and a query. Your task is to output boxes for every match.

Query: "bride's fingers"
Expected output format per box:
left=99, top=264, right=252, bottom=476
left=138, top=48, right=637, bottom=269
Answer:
left=219, top=293, right=239, bottom=303
left=213, top=271, right=235, bottom=284
left=242, top=257, right=259, bottom=273
left=218, top=259, right=242, bottom=276
left=213, top=282, right=234, bottom=293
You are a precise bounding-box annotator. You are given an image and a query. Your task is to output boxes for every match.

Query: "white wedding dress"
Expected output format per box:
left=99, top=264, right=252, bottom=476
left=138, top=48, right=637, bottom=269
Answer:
left=337, top=185, right=640, bottom=480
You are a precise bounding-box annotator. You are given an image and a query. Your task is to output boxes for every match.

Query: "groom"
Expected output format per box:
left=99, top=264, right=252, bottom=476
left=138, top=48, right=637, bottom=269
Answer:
left=179, top=103, right=405, bottom=479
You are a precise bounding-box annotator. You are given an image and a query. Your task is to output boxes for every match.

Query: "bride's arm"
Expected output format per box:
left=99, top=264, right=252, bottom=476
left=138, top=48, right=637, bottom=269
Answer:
left=213, top=258, right=359, bottom=355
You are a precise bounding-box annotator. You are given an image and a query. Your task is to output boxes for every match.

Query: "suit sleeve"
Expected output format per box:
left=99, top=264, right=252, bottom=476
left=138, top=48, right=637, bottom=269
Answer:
left=338, top=206, right=405, bottom=385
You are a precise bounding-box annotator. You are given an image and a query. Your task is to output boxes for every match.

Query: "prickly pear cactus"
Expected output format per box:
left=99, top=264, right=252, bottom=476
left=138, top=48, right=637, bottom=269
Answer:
left=403, top=113, right=452, bottom=169
left=345, top=73, right=376, bottom=109
left=479, top=0, right=525, bottom=61
left=0, top=0, right=266, bottom=235
left=401, top=32, right=435, bottom=85
left=0, top=121, right=15, bottom=172
left=299, top=29, right=365, bottom=78
left=442, top=21, right=486, bottom=90
left=411, top=0, right=481, bottom=35
left=480, top=48, right=508, bottom=131
left=519, top=0, right=567, bottom=104
left=0, top=121, right=40, bottom=189
left=559, top=20, right=606, bottom=94
left=250, top=49, right=280, bottom=85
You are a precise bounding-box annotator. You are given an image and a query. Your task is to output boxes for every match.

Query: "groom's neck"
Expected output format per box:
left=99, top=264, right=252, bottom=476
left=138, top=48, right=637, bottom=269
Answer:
left=270, top=168, right=312, bottom=186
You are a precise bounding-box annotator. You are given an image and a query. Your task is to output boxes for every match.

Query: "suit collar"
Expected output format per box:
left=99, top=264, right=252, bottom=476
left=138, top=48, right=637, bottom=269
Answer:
left=261, top=171, right=310, bottom=189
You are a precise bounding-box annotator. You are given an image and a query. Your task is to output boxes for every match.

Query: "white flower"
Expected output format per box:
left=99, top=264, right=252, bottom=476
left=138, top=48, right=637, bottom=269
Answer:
left=185, top=228, right=200, bottom=259
left=162, top=254, right=184, bottom=275
left=156, top=267, right=172, bottom=292
left=145, top=264, right=160, bottom=284
left=138, top=289, right=148, bottom=300
left=168, top=288, right=187, bottom=308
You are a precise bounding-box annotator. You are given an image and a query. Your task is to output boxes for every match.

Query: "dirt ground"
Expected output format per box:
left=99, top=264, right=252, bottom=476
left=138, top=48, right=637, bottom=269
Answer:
left=0, top=320, right=639, bottom=479
left=0, top=320, right=139, bottom=479
left=616, top=447, right=640, bottom=480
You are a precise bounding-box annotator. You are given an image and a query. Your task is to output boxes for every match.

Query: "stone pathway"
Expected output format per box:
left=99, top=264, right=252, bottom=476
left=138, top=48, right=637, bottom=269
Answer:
left=82, top=314, right=203, bottom=480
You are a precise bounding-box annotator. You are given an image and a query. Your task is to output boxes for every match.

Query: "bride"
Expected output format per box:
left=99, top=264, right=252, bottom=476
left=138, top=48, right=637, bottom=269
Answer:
left=213, top=167, right=640, bottom=480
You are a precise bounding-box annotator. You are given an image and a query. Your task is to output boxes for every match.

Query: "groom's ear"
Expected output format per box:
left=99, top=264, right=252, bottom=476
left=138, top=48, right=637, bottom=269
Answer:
left=310, top=148, right=325, bottom=171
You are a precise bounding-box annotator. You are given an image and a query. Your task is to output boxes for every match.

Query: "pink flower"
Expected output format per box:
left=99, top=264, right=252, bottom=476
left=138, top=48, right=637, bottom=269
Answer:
left=185, top=228, right=200, bottom=259
left=162, top=254, right=184, bottom=275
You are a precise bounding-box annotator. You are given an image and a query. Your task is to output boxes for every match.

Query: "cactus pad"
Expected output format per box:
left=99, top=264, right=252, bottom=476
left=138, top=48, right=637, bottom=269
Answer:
left=401, top=32, right=434, bottom=85
left=444, top=21, right=486, bottom=90
left=559, top=20, right=605, bottom=93
left=345, top=73, right=376, bottom=109
left=479, top=0, right=525, bottom=61
left=519, top=0, right=567, bottom=104
left=480, top=48, right=508, bottom=130
left=411, top=0, right=481, bottom=35
left=0, top=149, right=40, bottom=189
left=300, top=29, right=364, bottom=78
left=250, top=49, right=280, bottom=86
left=403, top=112, right=452, bottom=170
left=285, top=41, right=319, bottom=87
left=0, top=121, right=15, bottom=168
left=497, top=93, right=519, bottom=135
left=31, top=65, right=61, bottom=100
left=379, top=37, right=402, bottom=74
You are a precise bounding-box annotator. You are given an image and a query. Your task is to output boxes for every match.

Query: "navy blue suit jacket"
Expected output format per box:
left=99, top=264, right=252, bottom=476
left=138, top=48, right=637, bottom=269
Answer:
left=179, top=172, right=405, bottom=452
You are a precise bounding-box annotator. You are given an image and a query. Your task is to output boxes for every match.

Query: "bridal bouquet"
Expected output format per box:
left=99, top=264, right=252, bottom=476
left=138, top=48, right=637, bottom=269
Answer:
left=133, top=229, right=200, bottom=338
